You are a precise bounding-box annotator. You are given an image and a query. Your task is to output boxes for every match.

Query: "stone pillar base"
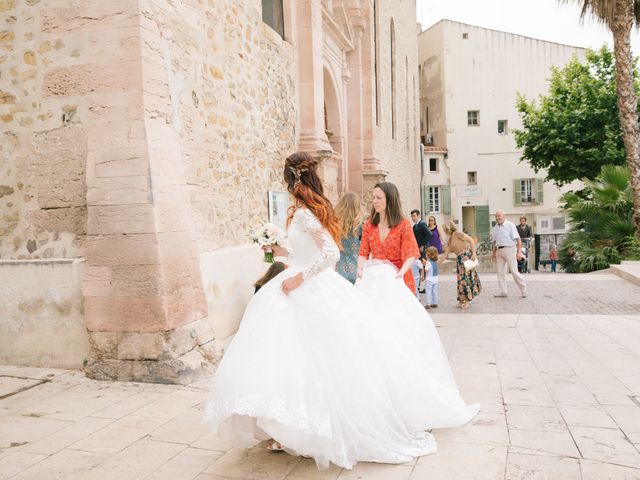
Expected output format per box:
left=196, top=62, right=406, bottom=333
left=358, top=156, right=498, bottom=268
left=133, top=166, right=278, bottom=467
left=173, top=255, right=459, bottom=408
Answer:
left=85, top=317, right=221, bottom=384
left=311, top=149, right=342, bottom=203
left=362, top=169, right=388, bottom=207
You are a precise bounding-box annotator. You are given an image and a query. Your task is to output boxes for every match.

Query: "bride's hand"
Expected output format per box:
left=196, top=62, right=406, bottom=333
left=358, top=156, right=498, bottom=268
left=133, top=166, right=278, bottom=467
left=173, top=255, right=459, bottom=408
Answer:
left=282, top=273, right=303, bottom=295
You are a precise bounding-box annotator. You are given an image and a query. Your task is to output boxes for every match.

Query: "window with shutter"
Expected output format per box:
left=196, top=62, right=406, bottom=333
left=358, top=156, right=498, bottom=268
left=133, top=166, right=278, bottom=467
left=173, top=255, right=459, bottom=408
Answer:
left=513, top=179, right=522, bottom=206
left=262, top=0, right=285, bottom=39
left=535, top=178, right=544, bottom=205
left=428, top=186, right=440, bottom=213
left=422, top=185, right=430, bottom=215
left=442, top=185, right=451, bottom=214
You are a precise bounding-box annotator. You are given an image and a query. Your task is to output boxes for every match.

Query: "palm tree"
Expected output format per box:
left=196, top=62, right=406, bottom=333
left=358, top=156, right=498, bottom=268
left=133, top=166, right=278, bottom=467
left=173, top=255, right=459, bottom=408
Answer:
left=560, top=0, right=640, bottom=238
left=560, top=164, right=640, bottom=272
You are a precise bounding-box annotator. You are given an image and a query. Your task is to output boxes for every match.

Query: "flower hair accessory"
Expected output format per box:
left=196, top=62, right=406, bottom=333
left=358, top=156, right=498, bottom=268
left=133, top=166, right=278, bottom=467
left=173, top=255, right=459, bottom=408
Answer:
left=289, top=166, right=308, bottom=187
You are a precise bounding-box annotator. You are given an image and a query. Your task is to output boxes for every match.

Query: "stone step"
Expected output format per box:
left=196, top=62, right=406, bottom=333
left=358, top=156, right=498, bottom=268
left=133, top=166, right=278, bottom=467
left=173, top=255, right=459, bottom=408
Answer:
left=610, top=261, right=640, bottom=288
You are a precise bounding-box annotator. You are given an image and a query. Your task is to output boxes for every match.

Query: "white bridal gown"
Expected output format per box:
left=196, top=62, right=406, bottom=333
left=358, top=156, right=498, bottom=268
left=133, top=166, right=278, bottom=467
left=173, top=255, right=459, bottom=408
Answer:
left=204, top=208, right=479, bottom=469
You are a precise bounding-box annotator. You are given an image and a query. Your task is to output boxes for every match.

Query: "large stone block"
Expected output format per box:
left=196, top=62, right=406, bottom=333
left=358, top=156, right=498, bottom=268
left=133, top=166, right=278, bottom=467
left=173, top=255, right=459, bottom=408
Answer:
left=82, top=265, right=112, bottom=297
left=87, top=203, right=193, bottom=235
left=41, top=0, right=139, bottom=33
left=27, top=206, right=87, bottom=235
left=116, top=332, right=168, bottom=361
left=87, top=330, right=119, bottom=360
left=85, top=335, right=222, bottom=384
left=30, top=124, right=87, bottom=209
left=87, top=204, right=156, bottom=235
left=93, top=146, right=149, bottom=178
left=43, top=62, right=139, bottom=97
left=110, top=264, right=164, bottom=297
left=84, top=294, right=167, bottom=332
left=85, top=233, right=160, bottom=266
left=163, top=285, right=207, bottom=331
left=86, top=176, right=152, bottom=206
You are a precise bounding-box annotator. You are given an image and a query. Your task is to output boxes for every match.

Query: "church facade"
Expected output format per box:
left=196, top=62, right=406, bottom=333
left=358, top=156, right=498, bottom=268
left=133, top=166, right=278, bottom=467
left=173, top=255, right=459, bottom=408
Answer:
left=0, top=0, right=420, bottom=382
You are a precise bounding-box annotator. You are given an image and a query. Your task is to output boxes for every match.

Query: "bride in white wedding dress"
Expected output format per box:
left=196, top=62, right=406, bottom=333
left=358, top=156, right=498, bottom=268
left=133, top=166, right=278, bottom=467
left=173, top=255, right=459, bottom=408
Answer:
left=204, top=152, right=479, bottom=469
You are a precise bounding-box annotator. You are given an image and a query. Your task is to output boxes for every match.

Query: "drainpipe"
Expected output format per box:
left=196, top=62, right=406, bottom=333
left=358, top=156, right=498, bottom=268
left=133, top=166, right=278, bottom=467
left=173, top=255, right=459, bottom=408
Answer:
left=442, top=149, right=453, bottom=222
left=419, top=145, right=425, bottom=220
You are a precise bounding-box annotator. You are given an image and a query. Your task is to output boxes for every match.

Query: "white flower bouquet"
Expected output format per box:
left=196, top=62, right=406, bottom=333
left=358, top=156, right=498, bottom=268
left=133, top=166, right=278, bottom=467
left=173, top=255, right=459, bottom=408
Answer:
left=250, top=222, right=286, bottom=263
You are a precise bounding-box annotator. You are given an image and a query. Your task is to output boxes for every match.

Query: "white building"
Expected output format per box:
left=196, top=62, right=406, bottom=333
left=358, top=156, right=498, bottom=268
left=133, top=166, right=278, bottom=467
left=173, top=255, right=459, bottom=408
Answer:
left=418, top=20, right=585, bottom=250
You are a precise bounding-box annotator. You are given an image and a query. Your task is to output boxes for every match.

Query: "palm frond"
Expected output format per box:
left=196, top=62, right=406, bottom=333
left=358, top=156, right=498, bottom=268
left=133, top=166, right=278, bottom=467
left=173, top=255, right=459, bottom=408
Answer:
left=558, top=1, right=640, bottom=28
left=558, top=164, right=636, bottom=272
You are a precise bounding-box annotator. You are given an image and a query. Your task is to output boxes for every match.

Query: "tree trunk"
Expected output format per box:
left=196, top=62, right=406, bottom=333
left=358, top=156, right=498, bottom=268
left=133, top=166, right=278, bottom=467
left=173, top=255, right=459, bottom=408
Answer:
left=612, top=0, right=640, bottom=238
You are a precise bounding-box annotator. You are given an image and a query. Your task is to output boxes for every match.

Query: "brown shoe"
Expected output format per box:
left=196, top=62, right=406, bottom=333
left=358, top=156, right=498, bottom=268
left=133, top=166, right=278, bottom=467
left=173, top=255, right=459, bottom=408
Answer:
left=431, top=304, right=438, bottom=308
left=424, top=305, right=431, bottom=309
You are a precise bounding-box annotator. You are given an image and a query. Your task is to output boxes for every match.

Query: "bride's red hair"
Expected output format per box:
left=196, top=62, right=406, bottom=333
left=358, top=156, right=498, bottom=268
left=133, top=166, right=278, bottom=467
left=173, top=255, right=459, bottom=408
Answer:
left=284, top=152, right=342, bottom=246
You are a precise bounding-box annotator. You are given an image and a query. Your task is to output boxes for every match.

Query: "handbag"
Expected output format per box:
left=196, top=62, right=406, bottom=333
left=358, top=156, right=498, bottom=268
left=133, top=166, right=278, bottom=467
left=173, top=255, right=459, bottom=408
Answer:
left=463, top=258, right=479, bottom=271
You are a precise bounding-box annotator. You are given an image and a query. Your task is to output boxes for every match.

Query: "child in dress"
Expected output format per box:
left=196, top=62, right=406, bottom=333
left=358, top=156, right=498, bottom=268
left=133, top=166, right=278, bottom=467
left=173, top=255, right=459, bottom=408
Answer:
left=412, top=256, right=424, bottom=298
left=253, top=261, right=287, bottom=293
left=423, top=247, right=439, bottom=309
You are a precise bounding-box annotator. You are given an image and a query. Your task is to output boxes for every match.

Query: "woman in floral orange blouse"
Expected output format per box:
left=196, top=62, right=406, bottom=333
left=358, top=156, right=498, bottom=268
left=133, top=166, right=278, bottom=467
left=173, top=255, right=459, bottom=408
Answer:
left=358, top=182, right=420, bottom=292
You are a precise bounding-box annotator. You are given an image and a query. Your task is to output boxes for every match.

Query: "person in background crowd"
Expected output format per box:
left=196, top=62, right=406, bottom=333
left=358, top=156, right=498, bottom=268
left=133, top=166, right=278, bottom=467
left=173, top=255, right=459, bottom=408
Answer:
left=492, top=210, right=527, bottom=298
left=426, top=215, right=445, bottom=254
left=549, top=244, right=558, bottom=273
left=440, top=221, right=481, bottom=310
left=516, top=216, right=532, bottom=240
left=335, top=192, right=363, bottom=284
left=410, top=209, right=432, bottom=258
left=423, top=246, right=440, bottom=309
left=359, top=186, right=421, bottom=293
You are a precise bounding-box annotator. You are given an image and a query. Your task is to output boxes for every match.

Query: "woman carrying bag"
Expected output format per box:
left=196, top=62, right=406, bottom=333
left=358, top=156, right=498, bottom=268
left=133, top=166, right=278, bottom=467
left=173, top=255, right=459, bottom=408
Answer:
left=439, top=221, right=481, bottom=309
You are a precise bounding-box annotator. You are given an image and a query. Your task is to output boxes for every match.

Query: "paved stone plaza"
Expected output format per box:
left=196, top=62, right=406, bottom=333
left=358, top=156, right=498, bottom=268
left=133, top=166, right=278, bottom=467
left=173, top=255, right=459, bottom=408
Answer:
left=1, top=271, right=640, bottom=480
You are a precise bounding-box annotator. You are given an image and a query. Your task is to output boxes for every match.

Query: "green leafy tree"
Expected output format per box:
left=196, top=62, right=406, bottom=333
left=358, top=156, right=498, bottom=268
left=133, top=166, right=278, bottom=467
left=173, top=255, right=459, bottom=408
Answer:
left=560, top=164, right=640, bottom=272
left=559, top=0, right=640, bottom=238
left=515, top=46, right=632, bottom=185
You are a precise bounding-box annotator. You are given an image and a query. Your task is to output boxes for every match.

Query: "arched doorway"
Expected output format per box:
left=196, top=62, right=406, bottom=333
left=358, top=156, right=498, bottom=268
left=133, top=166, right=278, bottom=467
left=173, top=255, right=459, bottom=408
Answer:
left=322, top=67, right=346, bottom=199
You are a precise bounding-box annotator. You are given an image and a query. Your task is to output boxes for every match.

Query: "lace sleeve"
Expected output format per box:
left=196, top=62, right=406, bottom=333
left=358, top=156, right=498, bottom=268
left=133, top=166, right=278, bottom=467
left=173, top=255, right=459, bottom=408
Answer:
left=295, top=209, right=340, bottom=280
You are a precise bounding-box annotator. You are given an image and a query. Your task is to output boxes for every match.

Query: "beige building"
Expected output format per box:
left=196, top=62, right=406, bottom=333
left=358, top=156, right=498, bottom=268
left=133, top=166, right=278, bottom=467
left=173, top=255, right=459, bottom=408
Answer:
left=0, top=0, right=420, bottom=382
left=418, top=20, right=585, bottom=246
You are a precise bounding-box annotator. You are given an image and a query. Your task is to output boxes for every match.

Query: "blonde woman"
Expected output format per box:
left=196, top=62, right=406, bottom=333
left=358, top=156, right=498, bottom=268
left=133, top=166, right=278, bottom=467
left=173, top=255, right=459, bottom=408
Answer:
left=335, top=192, right=363, bottom=283
left=440, top=220, right=481, bottom=309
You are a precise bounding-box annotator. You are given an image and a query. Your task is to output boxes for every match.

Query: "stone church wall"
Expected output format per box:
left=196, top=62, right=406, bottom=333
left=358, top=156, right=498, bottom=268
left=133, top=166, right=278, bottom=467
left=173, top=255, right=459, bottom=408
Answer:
left=139, top=0, right=297, bottom=253
left=0, top=0, right=297, bottom=261
left=0, top=0, right=100, bottom=260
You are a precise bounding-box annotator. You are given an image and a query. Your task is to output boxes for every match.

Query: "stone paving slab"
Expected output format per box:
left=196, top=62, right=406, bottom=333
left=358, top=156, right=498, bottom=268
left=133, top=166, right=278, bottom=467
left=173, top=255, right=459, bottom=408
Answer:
left=2, top=309, right=640, bottom=479
left=429, top=270, right=640, bottom=314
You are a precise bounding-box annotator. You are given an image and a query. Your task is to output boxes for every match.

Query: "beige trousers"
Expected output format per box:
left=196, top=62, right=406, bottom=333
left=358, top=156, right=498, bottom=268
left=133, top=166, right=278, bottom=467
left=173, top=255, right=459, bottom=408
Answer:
left=496, top=246, right=527, bottom=295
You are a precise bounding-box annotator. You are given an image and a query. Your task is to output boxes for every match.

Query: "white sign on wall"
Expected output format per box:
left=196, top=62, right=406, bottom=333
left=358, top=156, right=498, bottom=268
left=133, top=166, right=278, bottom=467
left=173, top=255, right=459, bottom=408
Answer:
left=268, top=191, right=291, bottom=232
left=456, top=186, right=482, bottom=197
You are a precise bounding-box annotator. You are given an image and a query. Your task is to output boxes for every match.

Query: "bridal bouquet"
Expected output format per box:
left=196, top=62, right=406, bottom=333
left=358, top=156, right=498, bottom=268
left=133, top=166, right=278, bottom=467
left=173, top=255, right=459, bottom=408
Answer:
left=250, top=222, right=286, bottom=263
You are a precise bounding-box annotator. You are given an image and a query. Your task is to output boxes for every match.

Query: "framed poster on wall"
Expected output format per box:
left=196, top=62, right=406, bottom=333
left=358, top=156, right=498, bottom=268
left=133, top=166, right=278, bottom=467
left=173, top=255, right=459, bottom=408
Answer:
left=268, top=190, right=290, bottom=232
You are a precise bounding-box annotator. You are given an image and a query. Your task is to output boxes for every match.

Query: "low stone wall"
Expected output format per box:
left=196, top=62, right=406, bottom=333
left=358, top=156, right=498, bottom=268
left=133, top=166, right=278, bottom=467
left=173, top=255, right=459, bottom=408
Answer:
left=0, top=259, right=88, bottom=369
left=0, top=246, right=271, bottom=377
left=200, top=245, right=269, bottom=341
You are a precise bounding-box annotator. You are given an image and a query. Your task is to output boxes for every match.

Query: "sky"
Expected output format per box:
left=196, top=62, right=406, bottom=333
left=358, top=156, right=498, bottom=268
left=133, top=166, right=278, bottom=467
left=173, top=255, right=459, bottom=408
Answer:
left=416, top=0, right=640, bottom=55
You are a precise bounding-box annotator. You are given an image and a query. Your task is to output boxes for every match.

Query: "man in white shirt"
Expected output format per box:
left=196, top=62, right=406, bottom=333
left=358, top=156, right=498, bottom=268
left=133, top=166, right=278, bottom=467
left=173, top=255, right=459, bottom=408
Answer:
left=492, top=210, right=527, bottom=297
